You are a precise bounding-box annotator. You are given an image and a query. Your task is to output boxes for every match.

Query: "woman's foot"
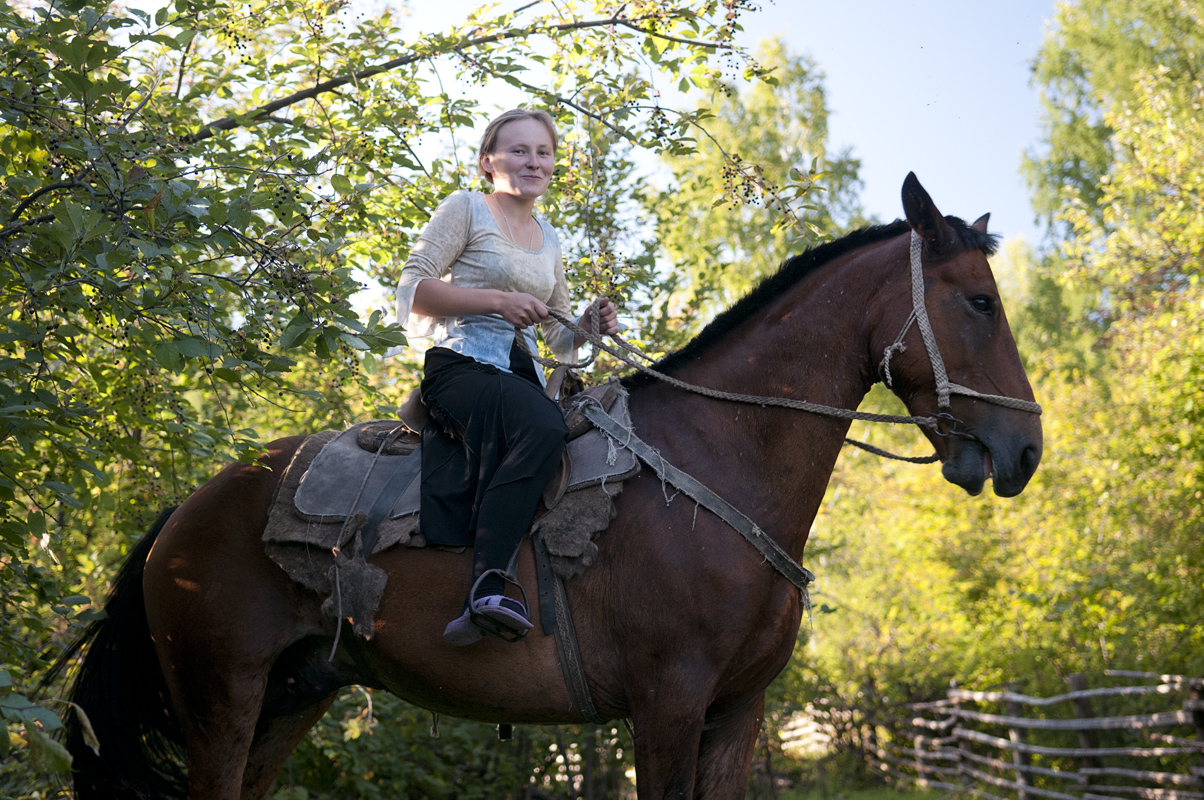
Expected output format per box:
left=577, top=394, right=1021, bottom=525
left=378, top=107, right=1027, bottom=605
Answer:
left=442, top=594, right=533, bottom=646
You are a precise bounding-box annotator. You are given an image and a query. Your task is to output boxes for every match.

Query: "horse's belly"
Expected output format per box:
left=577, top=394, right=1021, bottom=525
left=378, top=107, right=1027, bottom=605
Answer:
left=362, top=545, right=581, bottom=724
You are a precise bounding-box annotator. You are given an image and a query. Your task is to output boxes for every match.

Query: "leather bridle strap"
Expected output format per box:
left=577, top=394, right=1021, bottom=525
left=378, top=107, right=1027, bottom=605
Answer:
left=580, top=399, right=816, bottom=596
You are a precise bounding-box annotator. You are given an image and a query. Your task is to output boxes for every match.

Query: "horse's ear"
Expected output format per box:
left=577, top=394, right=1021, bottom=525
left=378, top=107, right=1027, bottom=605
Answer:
left=972, top=213, right=990, bottom=233
left=902, top=172, right=953, bottom=250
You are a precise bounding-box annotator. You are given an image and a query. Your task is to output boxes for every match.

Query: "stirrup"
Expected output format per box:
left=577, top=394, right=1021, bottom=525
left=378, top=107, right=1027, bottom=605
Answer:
left=467, top=569, right=532, bottom=643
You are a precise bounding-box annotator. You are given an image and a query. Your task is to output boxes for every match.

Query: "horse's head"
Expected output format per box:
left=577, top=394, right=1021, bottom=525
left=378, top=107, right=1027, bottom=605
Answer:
left=876, top=173, right=1043, bottom=497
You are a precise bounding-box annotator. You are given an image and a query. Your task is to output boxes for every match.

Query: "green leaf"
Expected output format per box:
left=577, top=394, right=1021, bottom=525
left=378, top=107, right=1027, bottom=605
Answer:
left=175, top=338, right=213, bottom=358
left=339, top=332, right=368, bottom=350
left=281, top=315, right=311, bottom=349
left=330, top=174, right=353, bottom=195
left=65, top=702, right=100, bottom=756
left=25, top=722, right=72, bottom=774
left=155, top=341, right=184, bottom=371
left=42, top=480, right=76, bottom=496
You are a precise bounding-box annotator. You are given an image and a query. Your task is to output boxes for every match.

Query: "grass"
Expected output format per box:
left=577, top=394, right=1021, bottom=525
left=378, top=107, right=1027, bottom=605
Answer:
left=780, top=787, right=948, bottom=800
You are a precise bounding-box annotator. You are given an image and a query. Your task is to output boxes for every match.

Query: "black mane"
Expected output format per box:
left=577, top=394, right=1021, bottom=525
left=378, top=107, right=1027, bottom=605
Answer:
left=622, top=215, right=999, bottom=388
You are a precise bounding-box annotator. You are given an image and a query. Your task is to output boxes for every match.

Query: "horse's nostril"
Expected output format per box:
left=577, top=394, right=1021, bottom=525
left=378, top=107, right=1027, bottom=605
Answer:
left=1021, top=444, right=1041, bottom=477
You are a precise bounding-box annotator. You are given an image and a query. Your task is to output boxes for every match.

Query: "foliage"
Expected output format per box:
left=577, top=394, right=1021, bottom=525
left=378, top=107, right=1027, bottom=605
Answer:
left=650, top=36, right=867, bottom=316
left=1024, top=0, right=1204, bottom=225
left=0, top=0, right=825, bottom=794
left=780, top=3, right=1204, bottom=780
left=281, top=689, right=633, bottom=799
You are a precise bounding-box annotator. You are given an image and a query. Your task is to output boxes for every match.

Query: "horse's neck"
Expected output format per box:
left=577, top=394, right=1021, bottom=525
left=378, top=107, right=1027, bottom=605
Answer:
left=628, top=240, right=898, bottom=559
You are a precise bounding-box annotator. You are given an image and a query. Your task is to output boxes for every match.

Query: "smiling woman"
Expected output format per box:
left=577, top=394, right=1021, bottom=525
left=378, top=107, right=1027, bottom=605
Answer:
left=393, top=107, right=619, bottom=646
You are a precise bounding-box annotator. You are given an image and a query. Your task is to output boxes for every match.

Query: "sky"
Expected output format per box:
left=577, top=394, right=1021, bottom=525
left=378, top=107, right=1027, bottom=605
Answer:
left=400, top=0, right=1060, bottom=248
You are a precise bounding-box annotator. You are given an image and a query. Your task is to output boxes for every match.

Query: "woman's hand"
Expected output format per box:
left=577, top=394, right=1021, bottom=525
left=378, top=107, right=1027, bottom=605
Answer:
left=494, top=291, right=549, bottom=328
left=574, top=297, right=619, bottom=348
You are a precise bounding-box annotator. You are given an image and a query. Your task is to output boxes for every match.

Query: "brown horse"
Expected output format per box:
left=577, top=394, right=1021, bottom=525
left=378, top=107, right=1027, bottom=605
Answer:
left=62, top=174, right=1042, bottom=799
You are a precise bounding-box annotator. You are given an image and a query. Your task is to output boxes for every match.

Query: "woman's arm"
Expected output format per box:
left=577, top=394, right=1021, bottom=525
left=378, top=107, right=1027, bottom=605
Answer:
left=412, top=280, right=551, bottom=329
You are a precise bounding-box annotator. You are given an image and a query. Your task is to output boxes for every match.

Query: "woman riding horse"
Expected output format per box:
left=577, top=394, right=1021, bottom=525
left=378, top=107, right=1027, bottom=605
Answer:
left=61, top=172, right=1041, bottom=800
left=395, top=107, right=618, bottom=644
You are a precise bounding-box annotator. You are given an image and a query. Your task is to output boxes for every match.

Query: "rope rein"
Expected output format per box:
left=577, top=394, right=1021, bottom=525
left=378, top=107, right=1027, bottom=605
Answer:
left=515, top=230, right=1041, bottom=461
left=517, top=311, right=943, bottom=430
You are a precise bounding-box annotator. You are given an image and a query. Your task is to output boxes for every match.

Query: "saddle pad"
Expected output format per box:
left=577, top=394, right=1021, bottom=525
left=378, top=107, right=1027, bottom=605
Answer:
left=293, top=390, right=638, bottom=522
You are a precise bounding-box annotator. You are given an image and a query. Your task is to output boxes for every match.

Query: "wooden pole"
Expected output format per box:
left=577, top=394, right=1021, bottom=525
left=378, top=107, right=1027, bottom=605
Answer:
left=1069, top=673, right=1105, bottom=771
left=1190, top=683, right=1204, bottom=770
left=1007, top=698, right=1034, bottom=800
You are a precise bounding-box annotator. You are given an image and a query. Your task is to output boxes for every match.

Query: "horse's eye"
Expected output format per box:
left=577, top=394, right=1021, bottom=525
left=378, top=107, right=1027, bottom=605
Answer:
left=970, top=295, right=995, bottom=315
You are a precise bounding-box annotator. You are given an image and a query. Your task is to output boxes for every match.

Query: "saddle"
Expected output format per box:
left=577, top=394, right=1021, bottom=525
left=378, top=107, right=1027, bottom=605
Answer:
left=262, top=378, right=640, bottom=640
left=290, top=378, right=637, bottom=527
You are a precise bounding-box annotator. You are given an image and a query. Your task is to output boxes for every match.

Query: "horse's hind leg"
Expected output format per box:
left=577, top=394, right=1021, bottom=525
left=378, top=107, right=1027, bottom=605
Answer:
left=142, top=438, right=322, bottom=799
left=240, top=696, right=337, bottom=799
left=239, top=636, right=350, bottom=798
left=694, top=692, right=766, bottom=799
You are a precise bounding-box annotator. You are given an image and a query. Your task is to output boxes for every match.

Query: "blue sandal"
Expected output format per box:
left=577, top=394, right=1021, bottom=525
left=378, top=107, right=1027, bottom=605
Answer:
left=442, top=570, right=533, bottom=646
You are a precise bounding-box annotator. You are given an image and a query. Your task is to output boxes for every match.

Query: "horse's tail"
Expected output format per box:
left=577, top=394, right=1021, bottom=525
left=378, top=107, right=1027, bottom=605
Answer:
left=52, top=507, right=188, bottom=799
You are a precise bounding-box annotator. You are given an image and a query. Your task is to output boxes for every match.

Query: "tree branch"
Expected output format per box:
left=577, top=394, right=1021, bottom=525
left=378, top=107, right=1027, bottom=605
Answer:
left=7, top=181, right=88, bottom=223
left=185, top=12, right=720, bottom=143
left=0, top=214, right=56, bottom=239
left=617, top=20, right=731, bottom=50
left=453, top=50, right=638, bottom=144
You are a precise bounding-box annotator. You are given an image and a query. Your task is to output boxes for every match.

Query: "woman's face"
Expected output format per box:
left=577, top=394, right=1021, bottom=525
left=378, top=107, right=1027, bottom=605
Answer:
left=479, top=118, right=555, bottom=199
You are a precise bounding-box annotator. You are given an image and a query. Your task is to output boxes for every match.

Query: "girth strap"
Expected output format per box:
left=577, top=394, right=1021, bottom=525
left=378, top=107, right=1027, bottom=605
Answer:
left=533, top=532, right=603, bottom=723
left=579, top=401, right=815, bottom=598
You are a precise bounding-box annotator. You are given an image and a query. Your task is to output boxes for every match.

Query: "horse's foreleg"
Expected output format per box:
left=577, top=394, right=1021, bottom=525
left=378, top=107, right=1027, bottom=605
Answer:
left=628, top=676, right=709, bottom=799
left=694, top=692, right=766, bottom=799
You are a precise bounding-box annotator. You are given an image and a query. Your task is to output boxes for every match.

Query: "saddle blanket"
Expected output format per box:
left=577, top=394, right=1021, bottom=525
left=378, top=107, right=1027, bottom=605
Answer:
left=261, top=386, right=640, bottom=636
left=263, top=383, right=639, bottom=557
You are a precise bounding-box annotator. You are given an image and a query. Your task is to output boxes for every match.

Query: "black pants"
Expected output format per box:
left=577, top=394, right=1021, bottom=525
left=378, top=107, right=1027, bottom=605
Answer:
left=419, top=341, right=567, bottom=601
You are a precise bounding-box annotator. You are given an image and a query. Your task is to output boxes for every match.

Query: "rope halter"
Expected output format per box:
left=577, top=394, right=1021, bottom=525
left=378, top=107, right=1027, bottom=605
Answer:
left=880, top=231, right=1043, bottom=417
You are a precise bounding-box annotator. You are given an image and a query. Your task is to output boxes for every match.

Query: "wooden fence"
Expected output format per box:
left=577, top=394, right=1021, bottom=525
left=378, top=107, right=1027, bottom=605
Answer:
left=864, top=671, right=1204, bottom=800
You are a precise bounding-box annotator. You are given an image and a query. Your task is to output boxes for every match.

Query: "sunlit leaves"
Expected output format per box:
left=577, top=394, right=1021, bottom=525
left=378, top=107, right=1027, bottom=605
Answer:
left=1, top=0, right=774, bottom=792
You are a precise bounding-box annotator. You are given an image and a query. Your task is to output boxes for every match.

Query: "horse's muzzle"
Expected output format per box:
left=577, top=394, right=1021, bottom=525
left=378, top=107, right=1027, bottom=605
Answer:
left=942, top=425, right=1042, bottom=498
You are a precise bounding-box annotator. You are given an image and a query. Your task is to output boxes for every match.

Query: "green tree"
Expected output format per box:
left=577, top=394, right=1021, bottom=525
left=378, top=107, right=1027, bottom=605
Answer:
left=778, top=6, right=1204, bottom=780
left=651, top=36, right=866, bottom=317
left=1024, top=0, right=1204, bottom=224
left=0, top=0, right=802, bottom=792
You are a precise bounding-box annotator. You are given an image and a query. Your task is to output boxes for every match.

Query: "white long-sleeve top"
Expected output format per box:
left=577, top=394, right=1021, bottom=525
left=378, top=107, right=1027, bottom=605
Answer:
left=395, top=190, right=576, bottom=384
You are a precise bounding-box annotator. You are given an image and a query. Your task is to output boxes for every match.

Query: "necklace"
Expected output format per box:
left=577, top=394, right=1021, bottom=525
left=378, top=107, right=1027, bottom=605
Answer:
left=490, top=194, right=534, bottom=250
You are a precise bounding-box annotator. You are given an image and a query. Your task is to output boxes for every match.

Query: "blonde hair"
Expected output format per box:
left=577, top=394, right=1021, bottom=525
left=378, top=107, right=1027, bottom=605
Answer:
left=477, top=108, right=559, bottom=184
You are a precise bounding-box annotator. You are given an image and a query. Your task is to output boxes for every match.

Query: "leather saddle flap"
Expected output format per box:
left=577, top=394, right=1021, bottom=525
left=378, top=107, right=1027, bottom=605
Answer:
left=294, top=384, right=637, bottom=522
left=294, top=422, right=423, bottom=522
